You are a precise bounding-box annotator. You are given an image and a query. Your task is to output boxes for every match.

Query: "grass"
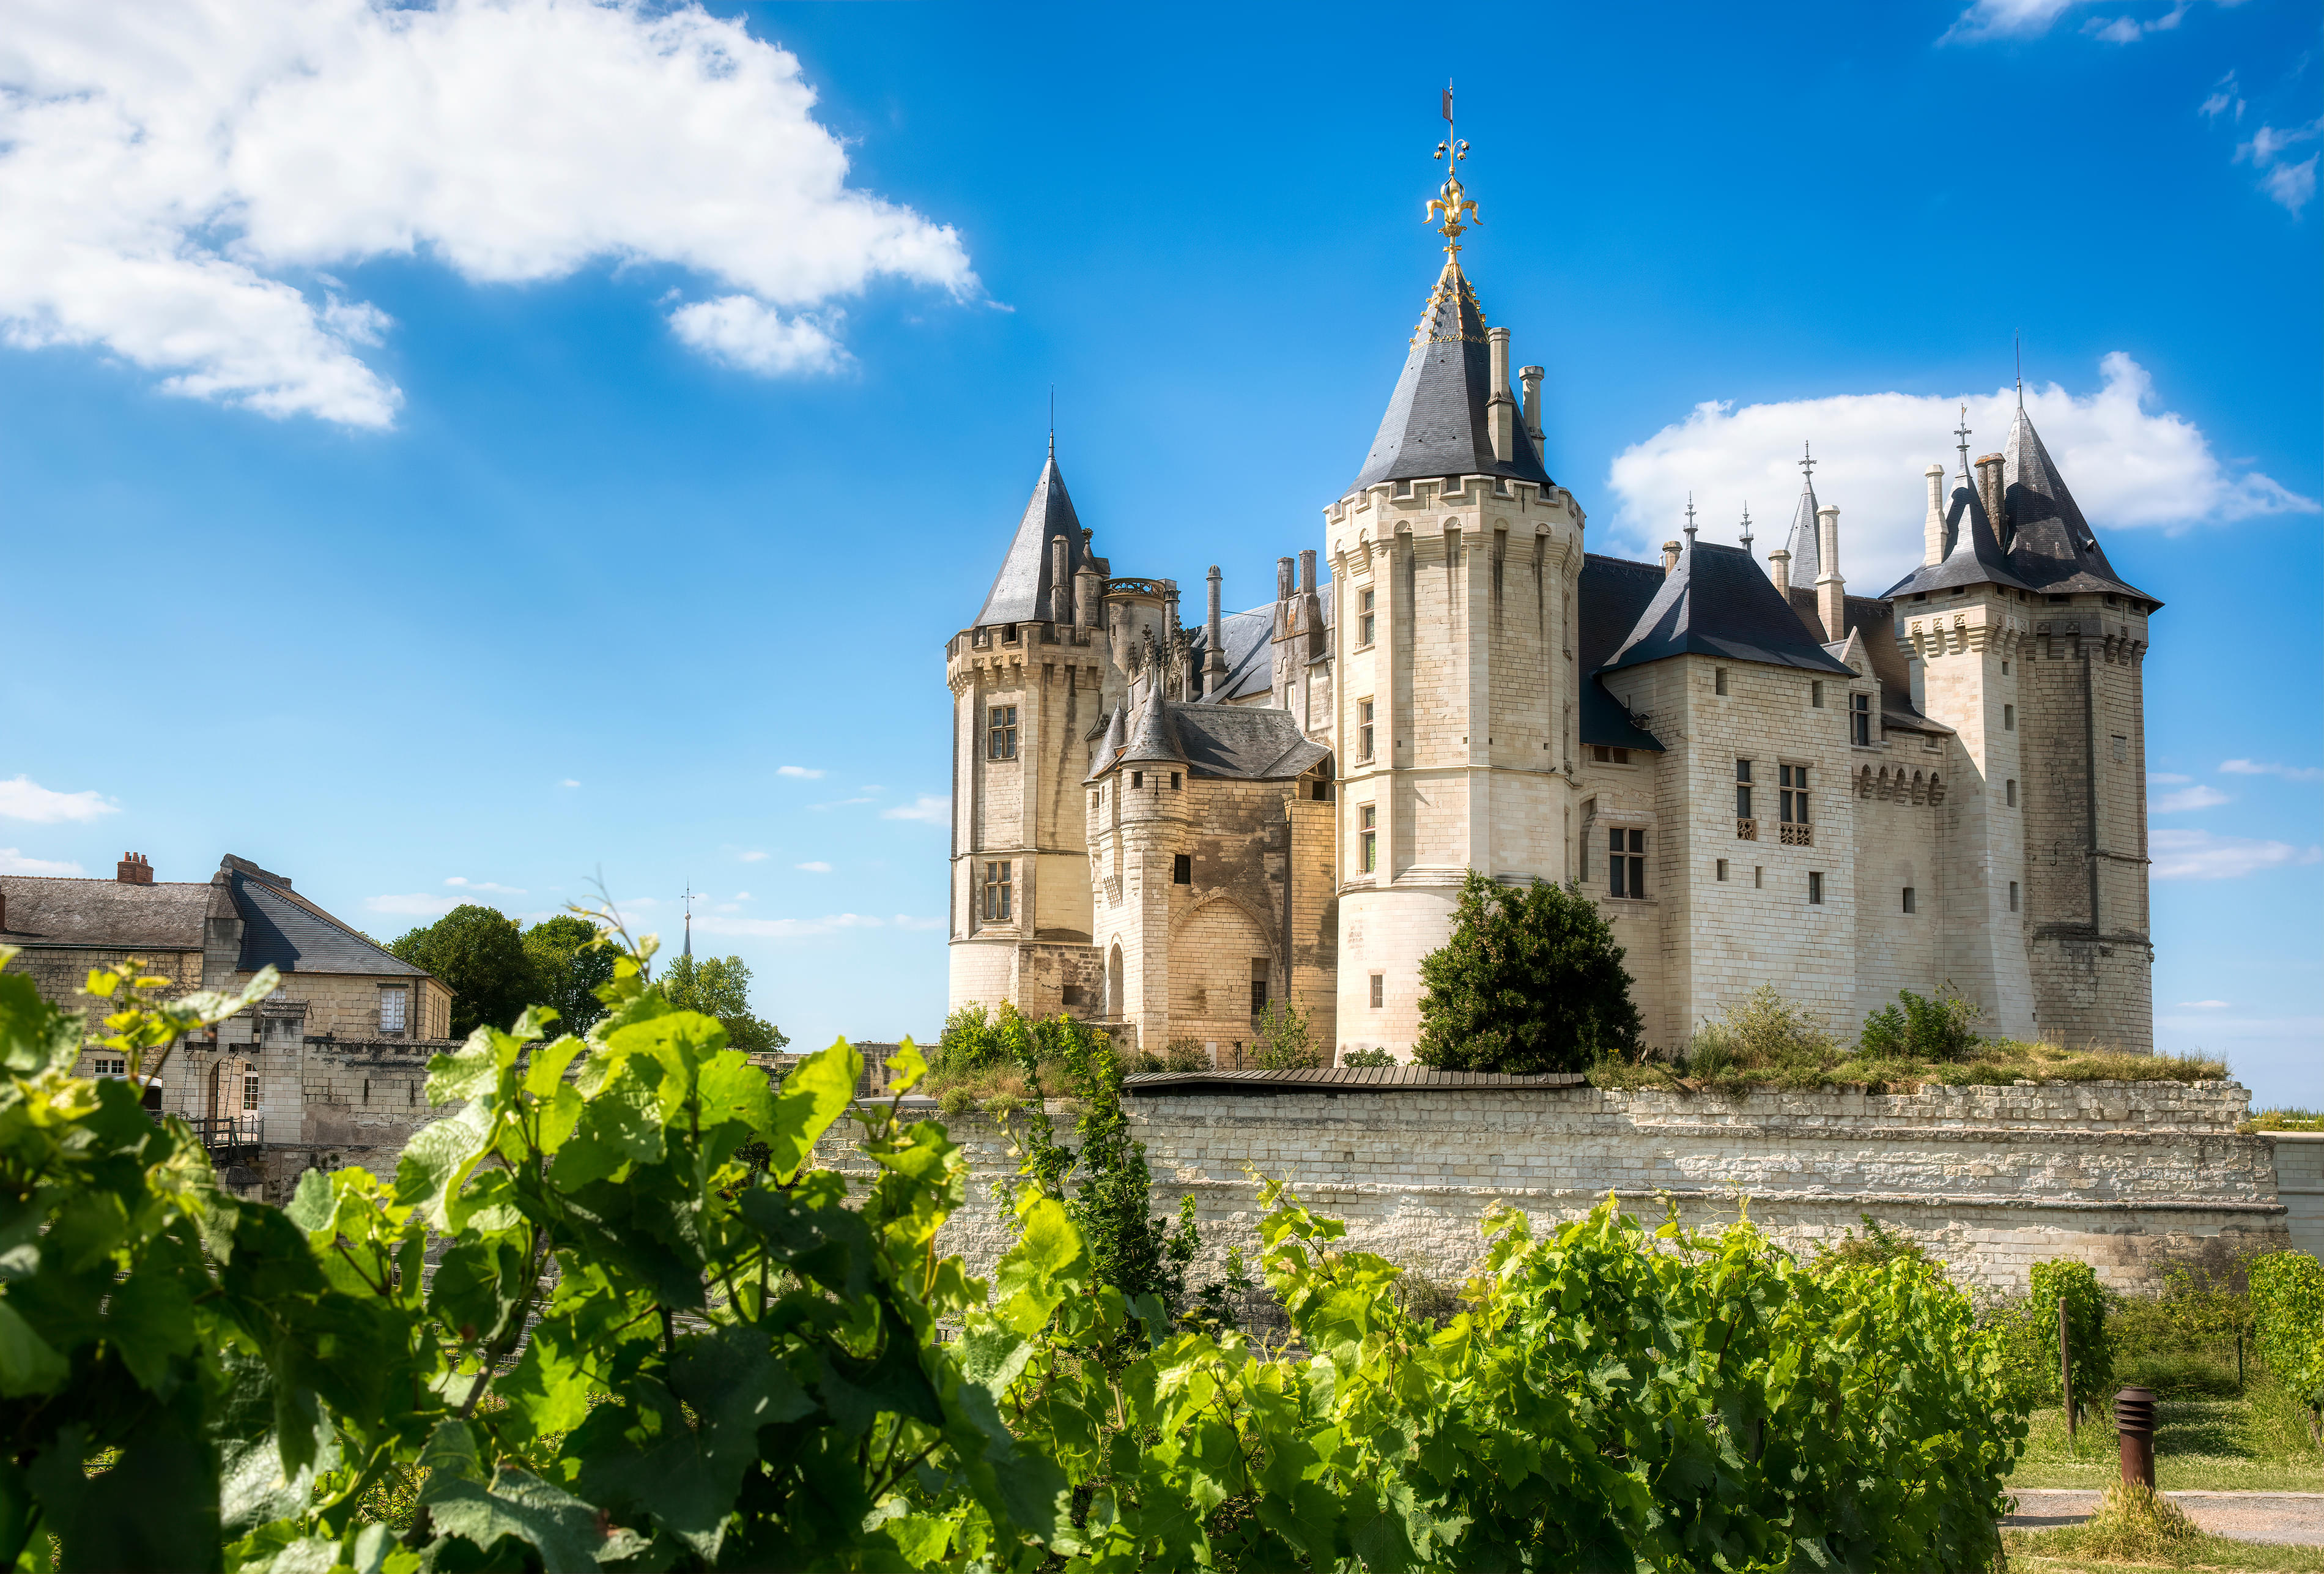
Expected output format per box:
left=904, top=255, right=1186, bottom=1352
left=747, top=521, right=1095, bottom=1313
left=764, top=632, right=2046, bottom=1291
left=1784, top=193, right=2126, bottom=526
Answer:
left=2241, top=1107, right=2324, bottom=1134
left=2005, top=1483, right=2324, bottom=1573
left=2010, top=1388, right=2324, bottom=1493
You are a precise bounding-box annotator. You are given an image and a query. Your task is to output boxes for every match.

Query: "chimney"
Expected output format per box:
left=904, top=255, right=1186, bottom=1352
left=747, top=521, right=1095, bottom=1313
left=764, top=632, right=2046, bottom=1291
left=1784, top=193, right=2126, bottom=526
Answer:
left=1075, top=560, right=1102, bottom=626
left=1049, top=535, right=1073, bottom=624
left=116, top=852, right=153, bottom=885
left=1276, top=555, right=1295, bottom=601
left=1518, top=365, right=1544, bottom=446
left=1815, top=505, right=1846, bottom=642
left=1974, top=453, right=2005, bottom=540
left=1486, top=327, right=1516, bottom=463
left=1297, top=548, right=1316, bottom=593
left=1769, top=548, right=1792, bottom=598
left=1202, top=565, right=1227, bottom=694
left=1661, top=540, right=1682, bottom=576
left=1923, top=464, right=1948, bottom=566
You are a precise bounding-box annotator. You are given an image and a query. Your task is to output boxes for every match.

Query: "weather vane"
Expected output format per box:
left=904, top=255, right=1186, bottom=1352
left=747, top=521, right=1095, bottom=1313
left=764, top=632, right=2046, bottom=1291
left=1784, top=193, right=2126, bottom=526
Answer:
left=1426, top=83, right=1479, bottom=254
left=1739, top=501, right=1754, bottom=554
left=1683, top=492, right=1698, bottom=545
left=1800, top=440, right=1815, bottom=484
left=1954, top=404, right=1973, bottom=480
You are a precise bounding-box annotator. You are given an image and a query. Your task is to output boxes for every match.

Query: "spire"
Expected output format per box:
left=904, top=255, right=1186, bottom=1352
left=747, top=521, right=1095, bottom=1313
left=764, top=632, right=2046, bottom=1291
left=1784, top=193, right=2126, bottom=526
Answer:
left=682, top=883, right=692, bottom=960
left=1346, top=102, right=1552, bottom=494
left=1682, top=494, right=1698, bottom=549
left=2002, top=404, right=2150, bottom=599
left=1119, top=683, right=1184, bottom=767
left=972, top=445, right=1087, bottom=626
left=1086, top=704, right=1129, bottom=781
left=1738, top=501, right=1754, bottom=556
left=1783, top=445, right=1821, bottom=584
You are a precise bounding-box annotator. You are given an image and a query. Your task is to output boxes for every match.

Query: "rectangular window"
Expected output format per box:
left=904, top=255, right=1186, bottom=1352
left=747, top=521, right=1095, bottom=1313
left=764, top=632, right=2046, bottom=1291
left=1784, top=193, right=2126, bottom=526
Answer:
left=1359, top=588, right=1375, bottom=646
left=1902, top=886, right=1917, bottom=914
left=980, top=860, right=1013, bottom=922
left=1359, top=804, right=1377, bottom=874
left=1715, top=858, right=1728, bottom=882
left=1608, top=828, right=1646, bottom=899
left=1734, top=759, right=1753, bottom=820
left=91, top=1056, right=127, bottom=1078
left=1170, top=771, right=1181, bottom=790
left=1811, top=680, right=1825, bottom=708
left=1131, top=770, right=1143, bottom=789
left=379, top=987, right=407, bottom=1034
left=2003, top=703, right=2015, bottom=731
left=1250, top=968, right=1270, bottom=1019
left=1808, top=871, right=1824, bottom=905
left=1358, top=698, right=1375, bottom=761
left=1753, top=866, right=1764, bottom=889
left=1589, top=744, right=1632, bottom=764
left=1714, top=667, right=1729, bottom=696
left=2006, top=779, right=2018, bottom=807
left=988, top=705, right=1018, bottom=760
left=243, top=1075, right=261, bottom=1112
left=1850, top=692, right=1871, bottom=746
left=2010, top=880, right=2021, bottom=912
left=1172, top=853, right=1191, bottom=885
left=1369, top=973, right=1385, bottom=1009
left=2111, top=734, right=2128, bottom=763
left=2002, top=659, right=2011, bottom=675
left=1778, top=763, right=1811, bottom=824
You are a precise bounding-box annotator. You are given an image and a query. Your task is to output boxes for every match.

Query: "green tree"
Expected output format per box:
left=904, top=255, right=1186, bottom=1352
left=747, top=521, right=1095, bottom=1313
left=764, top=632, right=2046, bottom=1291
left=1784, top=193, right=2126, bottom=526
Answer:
left=1413, top=871, right=1643, bottom=1074
left=1253, top=998, right=1319, bottom=1070
left=388, top=904, right=532, bottom=1039
left=521, top=913, right=615, bottom=1036
left=661, top=951, right=788, bottom=1057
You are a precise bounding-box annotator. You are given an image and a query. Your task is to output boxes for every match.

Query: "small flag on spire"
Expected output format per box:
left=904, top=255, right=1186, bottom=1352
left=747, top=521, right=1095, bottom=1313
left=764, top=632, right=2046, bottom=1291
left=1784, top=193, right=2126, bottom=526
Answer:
left=1442, top=84, right=1454, bottom=123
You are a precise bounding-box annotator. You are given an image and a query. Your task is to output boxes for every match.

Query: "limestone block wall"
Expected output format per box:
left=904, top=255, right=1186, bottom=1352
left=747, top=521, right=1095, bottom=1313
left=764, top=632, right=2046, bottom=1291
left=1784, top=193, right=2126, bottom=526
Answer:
left=2273, top=1132, right=2324, bottom=1261
left=812, top=1079, right=2287, bottom=1298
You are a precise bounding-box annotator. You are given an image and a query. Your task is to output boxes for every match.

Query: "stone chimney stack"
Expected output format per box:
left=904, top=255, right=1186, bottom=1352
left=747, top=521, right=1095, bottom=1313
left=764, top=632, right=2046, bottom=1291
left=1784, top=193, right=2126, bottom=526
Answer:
left=1661, top=540, right=1682, bottom=577
left=1518, top=365, right=1544, bottom=447
left=1276, top=555, right=1295, bottom=601
left=116, top=852, right=153, bottom=885
left=1486, top=327, right=1517, bottom=462
left=1769, top=548, right=1792, bottom=598
left=1049, top=535, right=1073, bottom=623
left=1297, top=548, right=1316, bottom=593
left=1923, top=464, right=1948, bottom=566
left=1974, top=453, right=2006, bottom=540
left=1202, top=565, right=1227, bottom=695
left=1815, top=505, right=1846, bottom=642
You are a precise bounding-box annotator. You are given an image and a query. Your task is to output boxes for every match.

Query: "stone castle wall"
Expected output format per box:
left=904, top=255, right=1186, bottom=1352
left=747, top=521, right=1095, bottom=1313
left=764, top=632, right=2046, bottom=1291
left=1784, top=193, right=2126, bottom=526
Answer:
left=813, top=1078, right=2291, bottom=1299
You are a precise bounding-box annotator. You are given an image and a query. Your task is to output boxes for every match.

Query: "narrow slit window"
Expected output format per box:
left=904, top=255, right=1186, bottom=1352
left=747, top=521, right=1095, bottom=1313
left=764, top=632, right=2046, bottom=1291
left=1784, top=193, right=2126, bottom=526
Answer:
left=2004, top=703, right=2015, bottom=731
left=1811, top=680, right=1825, bottom=708
left=1901, top=886, right=1916, bottom=914
left=1715, top=858, right=1728, bottom=882
left=1369, top=973, right=1384, bottom=1009
left=1808, top=871, right=1824, bottom=905
left=2009, top=880, right=2021, bottom=913
left=1714, top=667, right=1729, bottom=696
left=2006, top=779, right=2018, bottom=807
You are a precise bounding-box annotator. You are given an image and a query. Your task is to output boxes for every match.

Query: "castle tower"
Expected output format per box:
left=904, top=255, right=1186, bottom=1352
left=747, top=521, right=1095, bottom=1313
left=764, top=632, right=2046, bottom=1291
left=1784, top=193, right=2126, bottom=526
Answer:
left=1320, top=128, right=1588, bottom=1058
left=946, top=447, right=1112, bottom=1020
left=2002, top=406, right=2158, bottom=1050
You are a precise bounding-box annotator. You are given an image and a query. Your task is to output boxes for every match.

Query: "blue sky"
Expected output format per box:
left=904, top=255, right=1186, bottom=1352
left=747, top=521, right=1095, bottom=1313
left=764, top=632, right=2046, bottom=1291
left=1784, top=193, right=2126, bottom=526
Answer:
left=1, top=0, right=2315, bottom=1107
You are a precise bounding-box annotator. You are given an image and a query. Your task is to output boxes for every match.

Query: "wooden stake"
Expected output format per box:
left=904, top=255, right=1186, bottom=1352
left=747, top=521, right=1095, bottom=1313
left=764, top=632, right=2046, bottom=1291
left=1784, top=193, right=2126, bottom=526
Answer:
left=2059, top=1295, right=2076, bottom=1447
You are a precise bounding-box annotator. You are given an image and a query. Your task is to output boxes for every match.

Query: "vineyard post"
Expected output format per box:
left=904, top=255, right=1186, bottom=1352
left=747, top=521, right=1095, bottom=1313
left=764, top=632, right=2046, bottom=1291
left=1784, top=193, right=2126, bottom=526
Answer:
left=2235, top=1330, right=2243, bottom=1391
left=2059, top=1295, right=2076, bottom=1447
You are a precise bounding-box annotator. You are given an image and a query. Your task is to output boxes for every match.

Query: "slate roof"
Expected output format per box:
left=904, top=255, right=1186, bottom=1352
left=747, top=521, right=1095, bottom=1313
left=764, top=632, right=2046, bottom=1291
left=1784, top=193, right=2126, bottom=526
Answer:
left=1087, top=705, right=1128, bottom=777
left=1117, top=686, right=1185, bottom=767
left=972, top=449, right=1089, bottom=628
left=1783, top=479, right=1822, bottom=582
left=1575, top=554, right=1670, bottom=751
left=1188, top=606, right=1275, bottom=702
left=0, top=876, right=223, bottom=949
left=2001, top=407, right=2153, bottom=600
left=228, top=864, right=426, bottom=978
left=1347, top=258, right=1553, bottom=493
left=1090, top=699, right=1325, bottom=782
left=1879, top=475, right=2038, bottom=598
left=1602, top=540, right=1854, bottom=677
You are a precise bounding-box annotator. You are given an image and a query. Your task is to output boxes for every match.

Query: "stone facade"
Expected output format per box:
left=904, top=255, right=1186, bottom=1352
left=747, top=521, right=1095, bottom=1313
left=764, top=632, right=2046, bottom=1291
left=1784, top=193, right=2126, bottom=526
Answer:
left=814, top=1078, right=2296, bottom=1296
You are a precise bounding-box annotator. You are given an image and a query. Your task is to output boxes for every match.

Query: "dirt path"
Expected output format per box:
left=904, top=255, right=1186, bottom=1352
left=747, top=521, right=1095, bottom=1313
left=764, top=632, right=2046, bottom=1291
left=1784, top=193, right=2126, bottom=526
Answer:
left=2006, top=1490, right=2324, bottom=1547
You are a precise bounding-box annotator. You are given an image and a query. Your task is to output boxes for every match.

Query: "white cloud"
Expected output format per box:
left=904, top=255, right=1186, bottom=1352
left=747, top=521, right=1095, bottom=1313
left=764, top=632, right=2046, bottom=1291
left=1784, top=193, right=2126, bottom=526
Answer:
left=0, top=848, right=82, bottom=875
left=775, top=765, right=826, bottom=780
left=737, top=849, right=769, bottom=863
left=796, top=861, right=832, bottom=873
left=2177, top=1000, right=2232, bottom=1009
left=365, top=892, right=459, bottom=917
left=2148, top=771, right=2193, bottom=785
left=445, top=875, right=526, bottom=894
left=1605, top=354, right=2317, bottom=592
left=0, top=775, right=119, bottom=823
left=0, top=0, right=974, bottom=426
left=1941, top=0, right=2237, bottom=42
left=2152, top=785, right=2231, bottom=812
left=892, top=914, right=944, bottom=931
left=692, top=911, right=882, bottom=940
left=2220, top=759, right=2324, bottom=781
left=559, top=778, right=581, bottom=789
left=881, top=795, right=950, bottom=825
left=2231, top=119, right=2322, bottom=215
left=2258, top=154, right=2318, bottom=215
left=813, top=798, right=876, bottom=811
left=2149, top=828, right=2323, bottom=880
left=2200, top=71, right=2246, bottom=123
left=733, top=891, right=751, bottom=900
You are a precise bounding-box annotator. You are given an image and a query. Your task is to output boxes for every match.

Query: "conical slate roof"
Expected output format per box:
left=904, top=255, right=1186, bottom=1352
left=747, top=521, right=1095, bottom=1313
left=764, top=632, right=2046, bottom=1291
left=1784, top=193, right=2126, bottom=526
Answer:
left=2002, top=407, right=2151, bottom=600
left=1347, top=258, right=1553, bottom=493
left=1881, top=481, right=2035, bottom=598
left=1118, top=684, right=1185, bottom=767
left=1085, top=705, right=1128, bottom=781
left=1783, top=479, right=1821, bottom=582
left=972, top=448, right=1087, bottom=627
left=1602, top=541, right=1853, bottom=676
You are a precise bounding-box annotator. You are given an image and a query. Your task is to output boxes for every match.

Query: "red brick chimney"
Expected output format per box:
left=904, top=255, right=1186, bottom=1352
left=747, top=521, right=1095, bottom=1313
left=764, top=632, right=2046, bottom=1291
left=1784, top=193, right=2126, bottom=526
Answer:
left=116, top=853, right=152, bottom=885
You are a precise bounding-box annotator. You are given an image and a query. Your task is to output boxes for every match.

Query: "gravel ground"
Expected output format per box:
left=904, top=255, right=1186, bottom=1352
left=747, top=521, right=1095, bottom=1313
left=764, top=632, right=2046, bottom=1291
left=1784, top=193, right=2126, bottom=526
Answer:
left=2006, top=1490, right=2324, bottom=1546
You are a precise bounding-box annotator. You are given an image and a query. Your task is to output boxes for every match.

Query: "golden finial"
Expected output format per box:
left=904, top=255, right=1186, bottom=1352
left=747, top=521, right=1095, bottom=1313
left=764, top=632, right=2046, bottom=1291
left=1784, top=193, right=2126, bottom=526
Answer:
left=1426, top=83, right=1479, bottom=254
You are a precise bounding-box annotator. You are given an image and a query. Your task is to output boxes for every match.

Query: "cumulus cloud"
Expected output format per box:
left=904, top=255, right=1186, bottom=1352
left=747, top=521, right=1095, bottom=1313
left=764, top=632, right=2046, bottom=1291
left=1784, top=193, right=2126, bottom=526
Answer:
left=737, top=850, right=769, bottom=863
left=692, top=911, right=881, bottom=940
left=2148, top=771, right=2194, bottom=785
left=795, top=861, right=832, bottom=873
left=0, top=848, right=82, bottom=875
left=2177, top=1000, right=2232, bottom=1009
left=892, top=914, right=944, bottom=932
left=881, top=795, right=950, bottom=825
left=1605, top=354, right=2317, bottom=593
left=1940, top=0, right=2238, bottom=42
left=2149, top=828, right=2323, bottom=880
left=0, top=0, right=974, bottom=426
left=2151, top=785, right=2231, bottom=812
left=559, top=778, right=581, bottom=789
left=2220, top=759, right=2324, bottom=781
left=775, top=765, right=826, bottom=780
left=365, top=892, right=459, bottom=916
left=0, top=775, right=119, bottom=823
left=445, top=875, right=525, bottom=894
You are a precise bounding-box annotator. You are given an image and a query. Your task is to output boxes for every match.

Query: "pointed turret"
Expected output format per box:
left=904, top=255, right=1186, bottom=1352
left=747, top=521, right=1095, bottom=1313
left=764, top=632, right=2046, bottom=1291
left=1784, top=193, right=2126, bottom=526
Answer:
left=1347, top=258, right=1553, bottom=493
left=2003, top=407, right=2152, bottom=601
left=1119, top=683, right=1184, bottom=767
left=1085, top=704, right=1128, bottom=781
left=1783, top=477, right=1821, bottom=584
left=972, top=447, right=1088, bottom=627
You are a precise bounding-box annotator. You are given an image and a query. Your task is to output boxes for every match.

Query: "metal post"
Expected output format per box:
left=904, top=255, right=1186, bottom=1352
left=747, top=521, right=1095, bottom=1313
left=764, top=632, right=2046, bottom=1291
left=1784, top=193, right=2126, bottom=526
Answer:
left=2114, top=1387, right=2156, bottom=1489
left=2059, top=1296, right=2076, bottom=1447
left=2236, top=1331, right=2244, bottom=1391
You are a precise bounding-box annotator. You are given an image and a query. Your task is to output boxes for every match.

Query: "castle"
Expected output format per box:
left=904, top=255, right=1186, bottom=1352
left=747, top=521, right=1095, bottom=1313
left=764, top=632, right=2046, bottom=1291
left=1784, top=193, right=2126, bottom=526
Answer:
left=946, top=153, right=2157, bottom=1064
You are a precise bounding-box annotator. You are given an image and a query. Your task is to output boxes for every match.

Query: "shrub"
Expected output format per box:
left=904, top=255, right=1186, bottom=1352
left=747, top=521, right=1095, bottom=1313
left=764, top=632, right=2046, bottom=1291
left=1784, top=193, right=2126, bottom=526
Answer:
left=1686, top=985, right=1839, bottom=1083
left=1252, top=999, right=1320, bottom=1070
left=1160, top=1034, right=1210, bottom=1072
left=2251, top=1251, right=2324, bottom=1441
left=1414, top=871, right=1641, bottom=1074
left=1859, top=986, right=1983, bottom=1061
left=1815, top=1213, right=1931, bottom=1271
left=1342, top=1046, right=1396, bottom=1068
left=2115, top=1351, right=2240, bottom=1398
left=2029, top=1257, right=2117, bottom=1422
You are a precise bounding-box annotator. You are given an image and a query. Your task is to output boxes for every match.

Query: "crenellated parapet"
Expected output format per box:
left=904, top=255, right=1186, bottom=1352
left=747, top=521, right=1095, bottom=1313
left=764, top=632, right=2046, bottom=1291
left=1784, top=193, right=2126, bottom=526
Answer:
left=1896, top=601, right=2032, bottom=663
